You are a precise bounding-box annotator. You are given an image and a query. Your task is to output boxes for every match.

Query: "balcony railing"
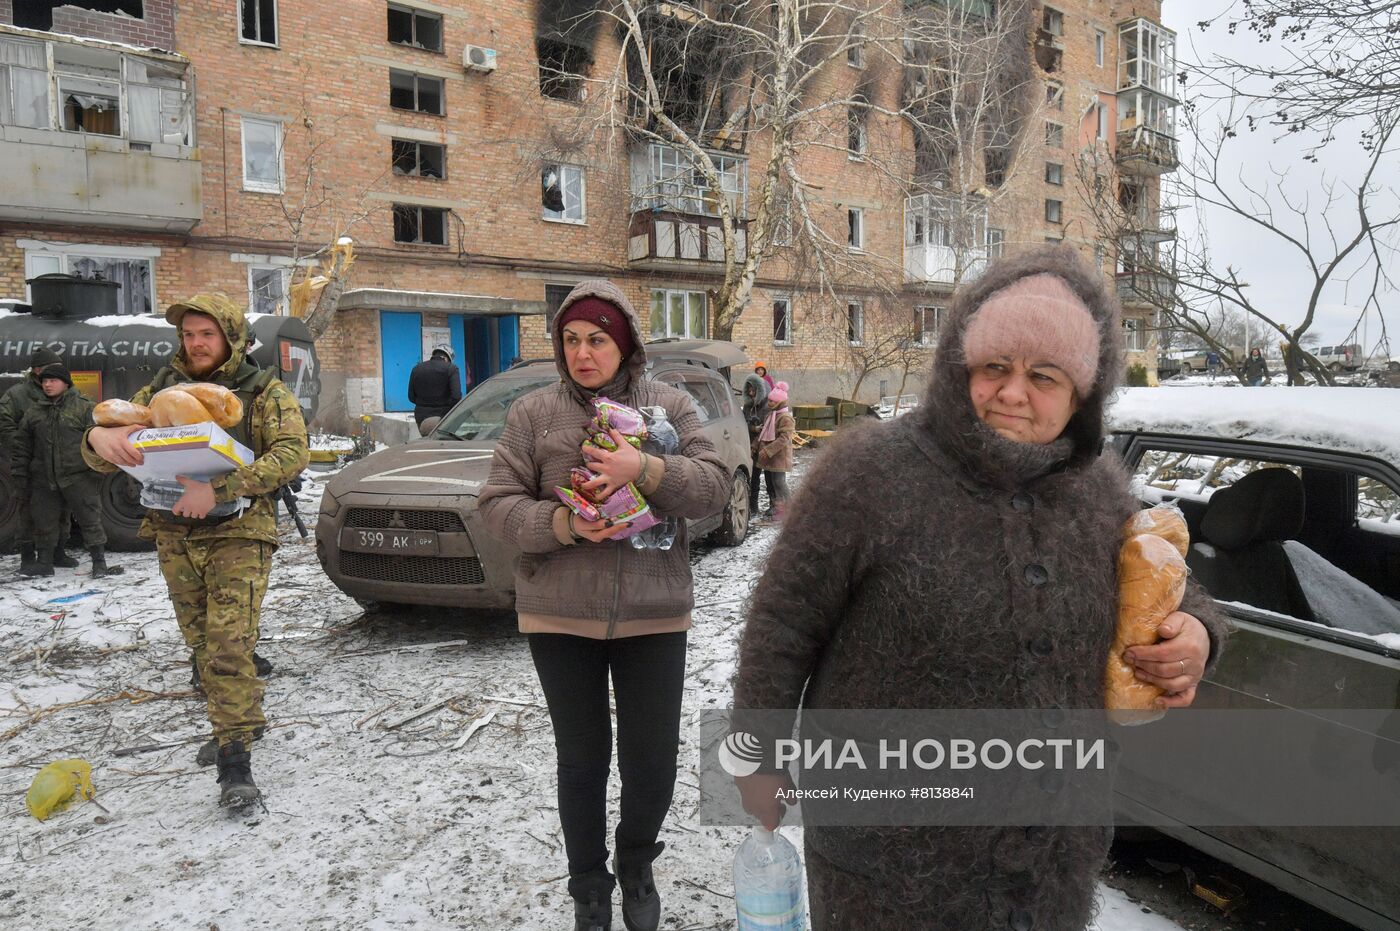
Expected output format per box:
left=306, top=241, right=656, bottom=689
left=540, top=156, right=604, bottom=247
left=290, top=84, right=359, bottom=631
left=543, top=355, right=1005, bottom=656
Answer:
left=1116, top=127, right=1178, bottom=174
left=627, top=209, right=747, bottom=266
left=904, top=244, right=988, bottom=285
left=1116, top=269, right=1175, bottom=305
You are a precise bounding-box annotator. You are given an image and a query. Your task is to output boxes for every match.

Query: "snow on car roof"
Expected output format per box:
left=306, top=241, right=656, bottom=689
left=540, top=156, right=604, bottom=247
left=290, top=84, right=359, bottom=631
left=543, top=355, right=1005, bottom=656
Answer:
left=1109, top=387, right=1400, bottom=463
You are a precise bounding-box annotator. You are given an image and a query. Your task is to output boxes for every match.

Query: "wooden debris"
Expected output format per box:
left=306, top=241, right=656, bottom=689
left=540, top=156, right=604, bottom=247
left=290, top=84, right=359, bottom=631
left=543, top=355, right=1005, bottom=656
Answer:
left=451, top=709, right=497, bottom=750
left=382, top=693, right=467, bottom=730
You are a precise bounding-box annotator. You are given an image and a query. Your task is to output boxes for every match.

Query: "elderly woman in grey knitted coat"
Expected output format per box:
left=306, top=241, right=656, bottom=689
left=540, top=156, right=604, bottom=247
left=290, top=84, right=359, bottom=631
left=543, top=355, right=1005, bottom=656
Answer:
left=731, top=245, right=1228, bottom=931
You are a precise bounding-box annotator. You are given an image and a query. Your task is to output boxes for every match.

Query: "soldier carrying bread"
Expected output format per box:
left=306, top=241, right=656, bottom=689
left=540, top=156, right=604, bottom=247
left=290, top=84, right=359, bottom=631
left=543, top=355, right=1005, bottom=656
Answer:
left=83, top=294, right=309, bottom=809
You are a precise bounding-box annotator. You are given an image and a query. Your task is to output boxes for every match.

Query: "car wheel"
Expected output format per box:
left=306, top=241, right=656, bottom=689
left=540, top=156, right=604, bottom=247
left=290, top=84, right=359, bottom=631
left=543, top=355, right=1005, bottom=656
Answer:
left=0, top=467, right=20, bottom=553
left=711, top=470, right=751, bottom=546
left=1328, top=361, right=1342, bottom=372
left=100, top=471, right=154, bottom=552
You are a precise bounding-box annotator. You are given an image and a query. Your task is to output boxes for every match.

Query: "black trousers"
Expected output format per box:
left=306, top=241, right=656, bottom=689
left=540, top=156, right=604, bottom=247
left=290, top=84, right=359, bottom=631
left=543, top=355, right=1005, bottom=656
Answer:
left=529, top=631, right=687, bottom=890
left=763, top=470, right=790, bottom=507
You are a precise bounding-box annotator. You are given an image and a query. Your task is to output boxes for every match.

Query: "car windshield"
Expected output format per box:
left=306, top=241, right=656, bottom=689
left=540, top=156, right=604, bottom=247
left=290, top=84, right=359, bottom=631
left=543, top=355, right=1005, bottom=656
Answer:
left=432, top=370, right=555, bottom=441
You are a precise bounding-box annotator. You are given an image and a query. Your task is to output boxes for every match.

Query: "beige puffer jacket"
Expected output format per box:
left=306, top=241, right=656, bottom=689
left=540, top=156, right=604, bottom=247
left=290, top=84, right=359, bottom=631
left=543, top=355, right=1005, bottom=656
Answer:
left=477, top=280, right=730, bottom=637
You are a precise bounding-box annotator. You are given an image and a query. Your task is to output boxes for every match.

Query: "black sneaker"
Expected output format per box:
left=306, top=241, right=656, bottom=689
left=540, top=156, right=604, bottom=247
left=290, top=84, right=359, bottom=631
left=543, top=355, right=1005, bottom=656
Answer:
left=573, top=891, right=612, bottom=931
left=215, top=740, right=260, bottom=808
left=615, top=842, right=663, bottom=931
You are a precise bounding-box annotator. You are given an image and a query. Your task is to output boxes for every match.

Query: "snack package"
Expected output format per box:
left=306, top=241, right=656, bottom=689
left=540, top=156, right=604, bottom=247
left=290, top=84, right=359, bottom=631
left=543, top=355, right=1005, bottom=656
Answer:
left=555, top=483, right=660, bottom=540
left=593, top=398, right=649, bottom=438
left=1105, top=505, right=1191, bottom=725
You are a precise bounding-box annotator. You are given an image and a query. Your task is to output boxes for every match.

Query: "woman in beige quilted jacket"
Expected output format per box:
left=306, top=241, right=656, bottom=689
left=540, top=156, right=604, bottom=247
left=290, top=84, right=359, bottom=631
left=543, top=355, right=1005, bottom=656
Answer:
left=478, top=280, right=729, bottom=931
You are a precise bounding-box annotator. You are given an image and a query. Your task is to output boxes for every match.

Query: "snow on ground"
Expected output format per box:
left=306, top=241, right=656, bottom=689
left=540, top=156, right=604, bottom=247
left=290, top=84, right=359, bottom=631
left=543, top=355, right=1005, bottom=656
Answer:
left=1, top=455, right=1187, bottom=931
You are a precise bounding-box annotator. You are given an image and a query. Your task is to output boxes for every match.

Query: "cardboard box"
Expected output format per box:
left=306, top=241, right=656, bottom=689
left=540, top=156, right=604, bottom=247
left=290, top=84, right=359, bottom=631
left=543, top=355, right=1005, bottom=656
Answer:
left=119, top=422, right=253, bottom=485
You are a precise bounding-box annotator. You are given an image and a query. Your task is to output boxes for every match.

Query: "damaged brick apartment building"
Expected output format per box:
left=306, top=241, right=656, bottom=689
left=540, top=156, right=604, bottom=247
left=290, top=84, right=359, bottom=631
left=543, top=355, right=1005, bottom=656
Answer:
left=0, top=0, right=1178, bottom=430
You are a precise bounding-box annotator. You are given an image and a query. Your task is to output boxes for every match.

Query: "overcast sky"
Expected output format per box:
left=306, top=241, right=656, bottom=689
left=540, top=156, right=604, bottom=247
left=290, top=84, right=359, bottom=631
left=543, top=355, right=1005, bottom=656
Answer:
left=1158, top=2, right=1398, bottom=354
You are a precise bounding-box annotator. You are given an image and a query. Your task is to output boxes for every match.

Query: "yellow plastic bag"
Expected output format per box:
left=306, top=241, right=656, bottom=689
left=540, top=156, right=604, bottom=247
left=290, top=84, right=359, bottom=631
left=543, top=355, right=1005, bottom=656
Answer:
left=25, top=758, right=95, bottom=821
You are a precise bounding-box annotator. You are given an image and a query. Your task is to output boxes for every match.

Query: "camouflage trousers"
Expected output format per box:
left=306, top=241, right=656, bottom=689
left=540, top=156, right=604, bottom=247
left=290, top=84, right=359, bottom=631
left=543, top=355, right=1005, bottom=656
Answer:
left=155, top=532, right=270, bottom=746
left=30, top=476, right=100, bottom=549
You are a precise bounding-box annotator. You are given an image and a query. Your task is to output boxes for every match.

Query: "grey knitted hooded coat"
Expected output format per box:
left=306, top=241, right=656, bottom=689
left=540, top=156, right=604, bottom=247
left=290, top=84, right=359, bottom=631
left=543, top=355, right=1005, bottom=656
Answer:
left=732, top=246, right=1227, bottom=931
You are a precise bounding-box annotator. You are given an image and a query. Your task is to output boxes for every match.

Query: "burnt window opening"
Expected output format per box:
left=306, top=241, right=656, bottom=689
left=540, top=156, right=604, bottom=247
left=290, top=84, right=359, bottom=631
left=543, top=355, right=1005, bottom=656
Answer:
left=544, top=283, right=574, bottom=330
left=388, top=4, right=443, bottom=52
left=626, top=20, right=734, bottom=149
left=537, top=38, right=591, bottom=101
left=240, top=0, right=278, bottom=46
left=391, top=139, right=445, bottom=178
left=848, top=98, right=869, bottom=157
left=390, top=69, right=444, bottom=114
left=15, top=1, right=143, bottom=30
left=393, top=204, right=448, bottom=245
left=985, top=148, right=1009, bottom=187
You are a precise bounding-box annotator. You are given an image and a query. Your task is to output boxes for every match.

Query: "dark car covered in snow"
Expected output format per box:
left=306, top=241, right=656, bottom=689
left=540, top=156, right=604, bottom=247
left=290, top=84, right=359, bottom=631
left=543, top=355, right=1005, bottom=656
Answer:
left=1109, top=387, right=1400, bottom=930
left=315, top=339, right=754, bottom=611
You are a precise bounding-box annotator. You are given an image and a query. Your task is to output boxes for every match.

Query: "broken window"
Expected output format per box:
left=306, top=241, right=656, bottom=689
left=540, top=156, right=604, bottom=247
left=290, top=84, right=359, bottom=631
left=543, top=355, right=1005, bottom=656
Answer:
left=125, top=57, right=191, bottom=145
left=847, top=208, right=864, bottom=250
left=240, top=0, right=278, bottom=46
left=391, top=139, right=445, bottom=178
left=773, top=297, right=792, bottom=344
left=393, top=204, right=448, bottom=245
left=242, top=117, right=282, bottom=192
left=847, top=301, right=864, bottom=345
left=847, top=23, right=865, bottom=68
left=632, top=143, right=746, bottom=218
left=0, top=37, right=51, bottom=129
left=537, top=38, right=590, bottom=101
left=541, top=163, right=585, bottom=222
left=987, top=227, right=1005, bottom=258
left=249, top=265, right=288, bottom=315
left=916, top=306, right=944, bottom=346
left=390, top=70, right=444, bottom=114
left=1042, top=7, right=1064, bottom=36
left=14, top=1, right=143, bottom=30
left=848, top=98, right=869, bottom=157
left=1045, top=121, right=1064, bottom=148
left=387, top=4, right=443, bottom=52
left=984, top=148, right=1009, bottom=187
left=1045, top=82, right=1064, bottom=111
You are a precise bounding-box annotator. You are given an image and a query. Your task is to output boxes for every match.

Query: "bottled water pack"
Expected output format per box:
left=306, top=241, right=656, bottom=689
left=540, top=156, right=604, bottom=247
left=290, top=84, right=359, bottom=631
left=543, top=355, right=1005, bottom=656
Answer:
left=629, top=406, right=680, bottom=550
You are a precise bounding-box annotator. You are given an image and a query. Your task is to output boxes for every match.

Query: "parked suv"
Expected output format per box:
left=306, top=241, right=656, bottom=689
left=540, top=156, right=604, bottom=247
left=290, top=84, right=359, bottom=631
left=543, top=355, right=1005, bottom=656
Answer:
left=1109, top=386, right=1400, bottom=931
left=316, top=340, right=754, bottom=610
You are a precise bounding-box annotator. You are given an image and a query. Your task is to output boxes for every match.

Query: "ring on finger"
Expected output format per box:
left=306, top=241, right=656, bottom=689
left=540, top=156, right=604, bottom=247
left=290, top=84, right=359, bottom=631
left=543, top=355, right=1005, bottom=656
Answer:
left=1179, top=659, right=1187, bottom=675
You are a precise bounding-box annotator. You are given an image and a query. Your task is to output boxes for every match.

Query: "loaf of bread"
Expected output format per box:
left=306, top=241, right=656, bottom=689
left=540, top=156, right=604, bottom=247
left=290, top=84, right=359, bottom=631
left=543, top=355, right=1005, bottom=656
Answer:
left=1124, top=505, right=1189, bottom=557
left=149, top=387, right=214, bottom=427
left=93, top=399, right=154, bottom=427
left=167, top=382, right=243, bottom=428
left=1105, top=506, right=1191, bottom=725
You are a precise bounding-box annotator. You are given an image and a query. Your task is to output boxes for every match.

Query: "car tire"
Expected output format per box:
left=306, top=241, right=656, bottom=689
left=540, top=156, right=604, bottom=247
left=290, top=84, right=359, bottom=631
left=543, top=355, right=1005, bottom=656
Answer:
left=100, top=471, right=154, bottom=552
left=0, top=467, right=20, bottom=554
left=352, top=597, right=416, bottom=615
left=711, top=470, right=751, bottom=547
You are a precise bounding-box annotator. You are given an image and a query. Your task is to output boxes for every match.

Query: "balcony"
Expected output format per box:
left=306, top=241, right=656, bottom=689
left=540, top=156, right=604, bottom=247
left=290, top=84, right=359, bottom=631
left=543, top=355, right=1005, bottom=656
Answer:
left=1116, top=127, right=1178, bottom=175
left=1116, top=268, right=1175, bottom=305
left=0, top=27, right=201, bottom=232
left=903, top=192, right=994, bottom=285
left=627, top=210, right=747, bottom=268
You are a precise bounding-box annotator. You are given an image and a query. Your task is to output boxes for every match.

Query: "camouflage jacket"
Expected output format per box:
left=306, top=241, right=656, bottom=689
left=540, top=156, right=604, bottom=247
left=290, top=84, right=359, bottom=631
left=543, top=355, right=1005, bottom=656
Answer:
left=82, top=295, right=309, bottom=546
left=0, top=373, right=46, bottom=451
left=13, top=387, right=97, bottom=490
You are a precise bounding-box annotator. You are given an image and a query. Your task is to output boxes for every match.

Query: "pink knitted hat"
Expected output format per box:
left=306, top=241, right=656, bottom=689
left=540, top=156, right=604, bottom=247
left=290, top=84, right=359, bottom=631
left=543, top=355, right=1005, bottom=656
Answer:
left=962, top=273, right=1100, bottom=395
left=768, top=381, right=789, bottom=404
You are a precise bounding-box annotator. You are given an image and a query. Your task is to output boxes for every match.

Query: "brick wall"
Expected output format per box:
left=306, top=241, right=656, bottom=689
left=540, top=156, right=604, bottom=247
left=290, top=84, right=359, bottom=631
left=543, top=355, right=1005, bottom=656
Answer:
left=50, top=1, right=176, bottom=49
left=0, top=1, right=12, bottom=27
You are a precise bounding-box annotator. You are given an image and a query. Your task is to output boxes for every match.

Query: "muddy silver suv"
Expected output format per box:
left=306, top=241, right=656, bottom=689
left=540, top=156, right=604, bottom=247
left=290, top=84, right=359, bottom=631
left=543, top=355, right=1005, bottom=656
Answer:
left=315, top=340, right=754, bottom=610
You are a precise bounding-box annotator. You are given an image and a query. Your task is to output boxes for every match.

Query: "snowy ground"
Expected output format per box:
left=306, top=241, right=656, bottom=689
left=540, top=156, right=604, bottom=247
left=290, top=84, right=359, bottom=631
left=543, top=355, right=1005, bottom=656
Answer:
left=2, top=456, right=1188, bottom=931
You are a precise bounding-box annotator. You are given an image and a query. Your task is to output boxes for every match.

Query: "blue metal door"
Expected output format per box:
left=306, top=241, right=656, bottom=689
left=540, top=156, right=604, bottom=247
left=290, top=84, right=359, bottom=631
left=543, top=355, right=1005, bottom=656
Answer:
left=497, top=315, right=520, bottom=371
left=379, top=311, right=422, bottom=411
left=449, top=315, right=469, bottom=395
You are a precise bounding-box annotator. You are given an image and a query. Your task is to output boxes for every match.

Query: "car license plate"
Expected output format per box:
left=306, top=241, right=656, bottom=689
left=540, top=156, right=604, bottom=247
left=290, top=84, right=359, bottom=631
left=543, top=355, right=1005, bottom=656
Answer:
left=339, top=527, right=439, bottom=555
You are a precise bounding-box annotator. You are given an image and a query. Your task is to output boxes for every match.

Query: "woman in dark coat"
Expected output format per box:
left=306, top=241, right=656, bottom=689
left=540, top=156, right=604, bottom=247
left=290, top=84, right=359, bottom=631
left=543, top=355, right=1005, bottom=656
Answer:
left=731, top=245, right=1228, bottom=931
left=1245, top=347, right=1271, bottom=386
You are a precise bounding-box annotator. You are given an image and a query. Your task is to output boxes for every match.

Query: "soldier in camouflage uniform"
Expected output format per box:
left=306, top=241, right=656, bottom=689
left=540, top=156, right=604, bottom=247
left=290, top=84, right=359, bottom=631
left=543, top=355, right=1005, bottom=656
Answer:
left=1, top=348, right=76, bottom=573
left=84, top=294, right=309, bottom=808
left=11, top=365, right=120, bottom=578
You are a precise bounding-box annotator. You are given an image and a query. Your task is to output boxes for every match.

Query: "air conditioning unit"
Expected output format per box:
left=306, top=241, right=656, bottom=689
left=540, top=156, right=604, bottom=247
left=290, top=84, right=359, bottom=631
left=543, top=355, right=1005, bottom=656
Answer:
left=463, top=45, right=497, bottom=73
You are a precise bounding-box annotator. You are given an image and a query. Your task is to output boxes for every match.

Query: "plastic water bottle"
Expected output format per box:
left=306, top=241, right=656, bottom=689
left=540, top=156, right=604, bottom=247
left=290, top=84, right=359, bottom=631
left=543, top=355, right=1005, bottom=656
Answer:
left=734, top=828, right=806, bottom=930
left=630, top=406, right=680, bottom=550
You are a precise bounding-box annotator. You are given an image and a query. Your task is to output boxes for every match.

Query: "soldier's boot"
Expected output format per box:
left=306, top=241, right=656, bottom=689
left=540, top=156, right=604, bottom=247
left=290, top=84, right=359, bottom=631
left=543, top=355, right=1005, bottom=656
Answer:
left=17, top=544, right=36, bottom=573
left=216, top=740, right=260, bottom=808
left=614, top=842, right=664, bottom=931
left=21, top=548, right=54, bottom=578
left=52, top=546, right=80, bottom=569
left=89, top=546, right=124, bottom=577
left=198, top=726, right=265, bottom=767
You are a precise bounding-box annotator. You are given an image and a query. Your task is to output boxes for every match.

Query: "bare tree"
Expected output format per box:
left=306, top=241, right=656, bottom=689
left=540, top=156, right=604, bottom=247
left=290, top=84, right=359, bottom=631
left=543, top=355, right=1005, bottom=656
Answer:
left=1075, top=106, right=1399, bottom=385
left=1196, top=0, right=1400, bottom=151
left=516, top=0, right=1038, bottom=350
